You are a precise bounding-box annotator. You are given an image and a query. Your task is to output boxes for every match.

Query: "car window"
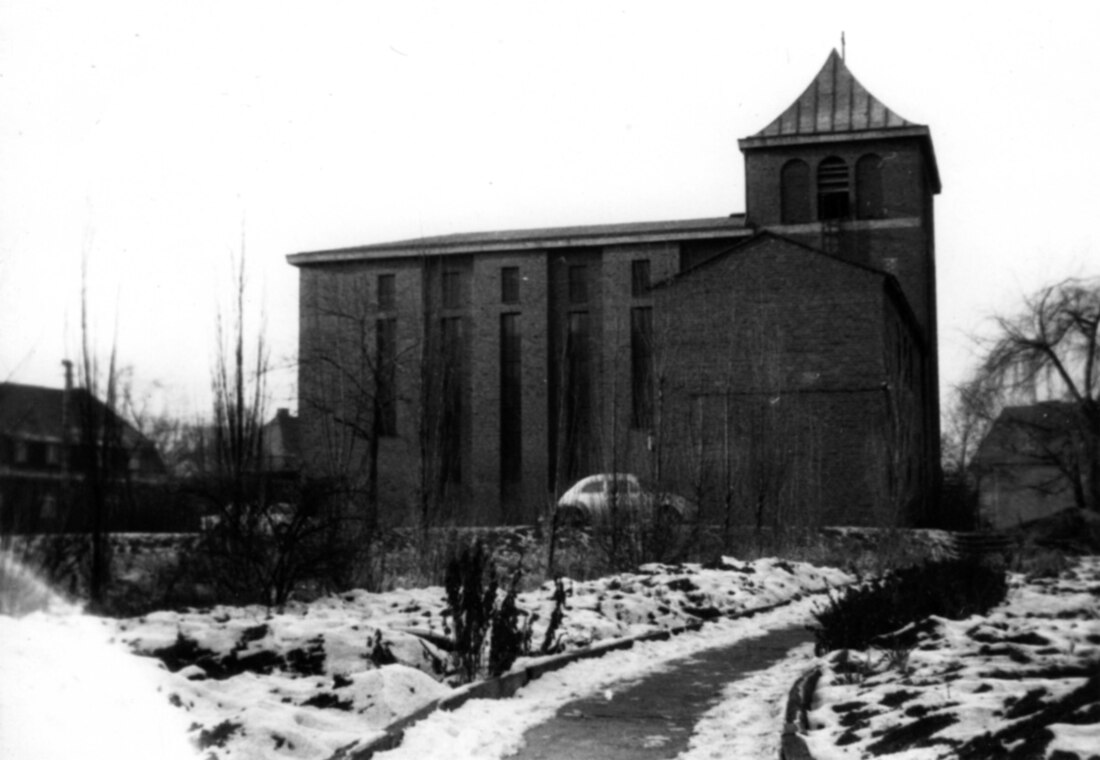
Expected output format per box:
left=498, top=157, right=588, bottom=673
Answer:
left=581, top=481, right=604, bottom=494
left=611, top=476, right=635, bottom=494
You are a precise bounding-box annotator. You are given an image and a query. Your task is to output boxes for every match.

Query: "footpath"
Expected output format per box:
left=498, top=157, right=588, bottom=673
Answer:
left=507, top=626, right=813, bottom=760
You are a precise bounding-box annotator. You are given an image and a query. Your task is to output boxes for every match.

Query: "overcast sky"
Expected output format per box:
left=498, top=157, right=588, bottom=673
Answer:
left=2, top=1, right=1098, bottom=421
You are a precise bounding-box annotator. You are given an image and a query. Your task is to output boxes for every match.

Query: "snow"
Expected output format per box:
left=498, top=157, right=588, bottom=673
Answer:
left=375, top=597, right=825, bottom=760
left=801, top=557, right=1100, bottom=759
left=0, top=612, right=195, bottom=760
left=678, top=641, right=817, bottom=759
left=2, top=550, right=1097, bottom=760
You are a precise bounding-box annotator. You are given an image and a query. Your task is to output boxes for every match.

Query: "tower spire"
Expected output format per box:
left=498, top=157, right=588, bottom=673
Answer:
left=841, top=32, right=846, bottom=61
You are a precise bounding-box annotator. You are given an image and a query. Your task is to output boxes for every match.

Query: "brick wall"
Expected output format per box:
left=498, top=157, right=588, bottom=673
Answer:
left=469, top=251, right=551, bottom=524
left=653, top=234, right=901, bottom=524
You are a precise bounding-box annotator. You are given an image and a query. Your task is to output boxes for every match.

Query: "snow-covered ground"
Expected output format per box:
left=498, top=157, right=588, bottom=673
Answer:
left=0, top=555, right=847, bottom=760
left=2, top=552, right=1098, bottom=760
left=372, top=597, right=826, bottom=760
left=803, top=557, right=1100, bottom=759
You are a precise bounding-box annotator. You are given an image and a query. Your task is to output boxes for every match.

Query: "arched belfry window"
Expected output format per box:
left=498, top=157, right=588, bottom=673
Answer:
left=780, top=159, right=812, bottom=224
left=856, top=154, right=885, bottom=220
left=817, top=157, right=850, bottom=221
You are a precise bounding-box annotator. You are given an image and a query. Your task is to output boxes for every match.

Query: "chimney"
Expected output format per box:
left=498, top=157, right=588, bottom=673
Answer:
left=61, top=359, right=73, bottom=479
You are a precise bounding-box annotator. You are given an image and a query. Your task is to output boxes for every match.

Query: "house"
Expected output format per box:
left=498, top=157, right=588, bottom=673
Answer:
left=0, top=375, right=167, bottom=533
left=971, top=403, right=1089, bottom=530
left=288, top=50, right=941, bottom=528
left=261, top=408, right=301, bottom=475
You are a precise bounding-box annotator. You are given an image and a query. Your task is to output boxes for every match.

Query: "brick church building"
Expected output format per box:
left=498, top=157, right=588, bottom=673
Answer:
left=289, top=50, right=941, bottom=528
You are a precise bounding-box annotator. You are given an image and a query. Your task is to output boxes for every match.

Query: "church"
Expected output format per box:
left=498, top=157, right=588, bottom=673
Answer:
left=289, top=50, right=941, bottom=529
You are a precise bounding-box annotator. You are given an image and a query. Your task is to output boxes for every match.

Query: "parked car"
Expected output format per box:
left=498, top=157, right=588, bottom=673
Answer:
left=200, top=502, right=298, bottom=535
left=555, top=473, right=697, bottom=526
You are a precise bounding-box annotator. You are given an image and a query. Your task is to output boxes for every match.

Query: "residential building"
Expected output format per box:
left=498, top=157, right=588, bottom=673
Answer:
left=972, top=403, right=1090, bottom=530
left=0, top=377, right=167, bottom=533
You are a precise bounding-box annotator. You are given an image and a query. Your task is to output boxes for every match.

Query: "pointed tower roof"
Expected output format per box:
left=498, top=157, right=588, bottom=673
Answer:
left=739, top=50, right=940, bottom=192
left=756, top=49, right=915, bottom=136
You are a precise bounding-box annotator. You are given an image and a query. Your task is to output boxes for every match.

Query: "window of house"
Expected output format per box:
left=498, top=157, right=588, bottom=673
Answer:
left=40, top=494, right=58, bottom=520
left=501, top=266, right=520, bottom=305
left=781, top=159, right=812, bottom=224
left=631, top=307, right=654, bottom=429
left=27, top=441, right=47, bottom=468
left=568, top=265, right=588, bottom=304
left=631, top=259, right=651, bottom=297
left=817, top=157, right=850, bottom=221
left=377, top=274, right=396, bottom=311
left=442, top=270, right=462, bottom=310
left=856, top=154, right=885, bottom=220
left=376, top=317, right=397, bottom=436
left=500, top=313, right=522, bottom=483
left=14, top=440, right=28, bottom=465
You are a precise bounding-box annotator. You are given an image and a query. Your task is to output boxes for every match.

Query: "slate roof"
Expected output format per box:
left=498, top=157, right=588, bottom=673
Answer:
left=289, top=216, right=749, bottom=264
left=0, top=383, right=72, bottom=440
left=753, top=49, right=917, bottom=138
left=0, top=382, right=159, bottom=458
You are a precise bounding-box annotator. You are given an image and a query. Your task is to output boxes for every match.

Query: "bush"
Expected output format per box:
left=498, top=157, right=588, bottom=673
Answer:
left=811, top=558, right=1008, bottom=654
left=444, top=541, right=531, bottom=683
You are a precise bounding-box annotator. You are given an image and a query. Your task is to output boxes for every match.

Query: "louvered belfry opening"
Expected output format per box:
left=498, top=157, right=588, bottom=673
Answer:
left=817, top=157, right=850, bottom=221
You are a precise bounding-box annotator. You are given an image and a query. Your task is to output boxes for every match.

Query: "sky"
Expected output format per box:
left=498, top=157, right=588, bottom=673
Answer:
left=2, top=1, right=1098, bottom=422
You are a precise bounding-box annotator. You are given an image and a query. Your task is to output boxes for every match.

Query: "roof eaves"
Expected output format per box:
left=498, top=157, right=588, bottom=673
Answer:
left=288, top=217, right=751, bottom=266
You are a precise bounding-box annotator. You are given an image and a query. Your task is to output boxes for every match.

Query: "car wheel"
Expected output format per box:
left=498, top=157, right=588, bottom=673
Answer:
left=555, top=506, right=588, bottom=529
left=657, top=503, right=683, bottom=526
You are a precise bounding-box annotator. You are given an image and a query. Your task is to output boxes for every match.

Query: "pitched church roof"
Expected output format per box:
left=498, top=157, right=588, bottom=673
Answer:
left=739, top=50, right=940, bottom=193
left=753, top=49, right=916, bottom=137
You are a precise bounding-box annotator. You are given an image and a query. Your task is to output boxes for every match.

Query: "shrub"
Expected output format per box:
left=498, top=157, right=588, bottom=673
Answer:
left=444, top=541, right=533, bottom=683
left=811, top=558, right=1007, bottom=654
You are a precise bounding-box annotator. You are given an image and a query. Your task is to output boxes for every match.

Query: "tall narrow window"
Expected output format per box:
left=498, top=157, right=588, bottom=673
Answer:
left=440, top=316, right=464, bottom=483
left=375, top=318, right=397, bottom=436
left=500, top=313, right=522, bottom=483
left=631, top=307, right=654, bottom=429
left=501, top=266, right=520, bottom=305
left=780, top=159, right=812, bottom=224
left=817, top=157, right=850, bottom=221
left=563, top=311, right=591, bottom=480
left=856, top=154, right=885, bottom=220
left=631, top=260, right=651, bottom=297
left=442, top=270, right=462, bottom=309
left=568, top=265, right=588, bottom=304
left=377, top=274, right=395, bottom=311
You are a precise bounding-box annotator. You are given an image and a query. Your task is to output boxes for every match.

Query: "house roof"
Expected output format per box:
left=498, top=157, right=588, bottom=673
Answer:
left=0, top=383, right=72, bottom=440
left=288, top=215, right=750, bottom=265
left=738, top=50, right=941, bottom=193
left=0, top=381, right=156, bottom=454
left=262, top=408, right=300, bottom=461
left=973, top=402, right=1083, bottom=467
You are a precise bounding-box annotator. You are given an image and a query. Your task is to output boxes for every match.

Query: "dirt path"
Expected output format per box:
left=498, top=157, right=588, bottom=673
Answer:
left=506, top=626, right=813, bottom=760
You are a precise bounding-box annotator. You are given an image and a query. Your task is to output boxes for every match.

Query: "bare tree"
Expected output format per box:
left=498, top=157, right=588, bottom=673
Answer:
left=197, top=253, right=351, bottom=605
left=976, top=277, right=1100, bottom=512
left=299, top=271, right=407, bottom=533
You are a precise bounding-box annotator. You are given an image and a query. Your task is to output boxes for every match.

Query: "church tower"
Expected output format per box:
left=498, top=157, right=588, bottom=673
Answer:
left=739, top=50, right=943, bottom=514
left=738, top=49, right=941, bottom=348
